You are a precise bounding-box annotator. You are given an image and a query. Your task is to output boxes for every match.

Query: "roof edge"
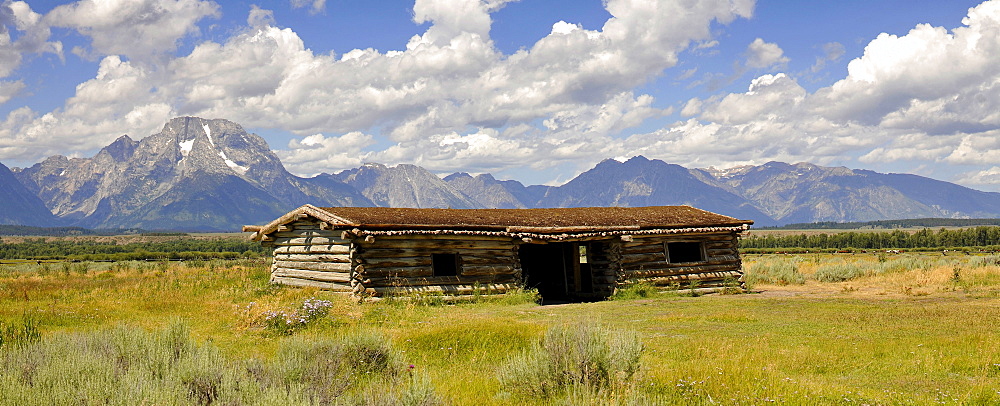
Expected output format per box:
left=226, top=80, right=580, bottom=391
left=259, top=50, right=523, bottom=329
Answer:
left=248, top=204, right=359, bottom=241
left=357, top=223, right=751, bottom=241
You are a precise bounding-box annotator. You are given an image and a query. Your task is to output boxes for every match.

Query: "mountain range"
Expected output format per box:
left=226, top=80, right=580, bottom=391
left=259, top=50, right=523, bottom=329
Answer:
left=3, top=116, right=999, bottom=231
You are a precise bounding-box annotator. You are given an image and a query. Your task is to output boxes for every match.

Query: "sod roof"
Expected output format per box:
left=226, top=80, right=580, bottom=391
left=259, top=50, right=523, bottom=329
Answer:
left=245, top=205, right=754, bottom=239
left=314, top=205, right=750, bottom=229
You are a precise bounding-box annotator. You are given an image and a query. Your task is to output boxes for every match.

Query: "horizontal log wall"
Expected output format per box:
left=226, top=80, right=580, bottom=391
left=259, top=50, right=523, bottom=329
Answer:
left=268, top=220, right=355, bottom=292
left=356, top=234, right=520, bottom=297
left=265, top=219, right=745, bottom=297
left=360, top=283, right=520, bottom=297
left=618, top=233, right=743, bottom=291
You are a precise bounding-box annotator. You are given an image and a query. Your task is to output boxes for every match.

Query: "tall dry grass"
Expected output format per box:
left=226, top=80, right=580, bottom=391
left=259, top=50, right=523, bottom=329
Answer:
left=2, top=254, right=1000, bottom=404
left=743, top=252, right=1000, bottom=296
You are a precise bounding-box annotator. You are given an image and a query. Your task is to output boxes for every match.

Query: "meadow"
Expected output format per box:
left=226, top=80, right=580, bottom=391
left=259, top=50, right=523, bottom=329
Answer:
left=1, top=252, right=999, bottom=404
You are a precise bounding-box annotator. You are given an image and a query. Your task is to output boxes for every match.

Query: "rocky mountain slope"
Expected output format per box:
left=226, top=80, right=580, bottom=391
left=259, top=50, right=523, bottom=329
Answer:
left=0, top=162, right=60, bottom=226
left=702, top=161, right=1000, bottom=224
left=14, top=117, right=371, bottom=230
left=6, top=117, right=1000, bottom=230
left=332, top=163, right=479, bottom=208
left=534, top=156, right=775, bottom=225
left=442, top=173, right=533, bottom=209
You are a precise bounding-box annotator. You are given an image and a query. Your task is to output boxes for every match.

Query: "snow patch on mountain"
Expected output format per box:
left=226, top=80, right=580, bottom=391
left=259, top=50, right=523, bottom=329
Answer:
left=179, top=139, right=194, bottom=154
left=219, top=150, right=248, bottom=174
left=203, top=124, right=214, bottom=147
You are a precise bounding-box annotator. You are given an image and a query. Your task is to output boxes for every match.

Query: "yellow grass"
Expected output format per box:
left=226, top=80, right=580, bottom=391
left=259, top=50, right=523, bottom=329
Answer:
left=1, top=253, right=999, bottom=404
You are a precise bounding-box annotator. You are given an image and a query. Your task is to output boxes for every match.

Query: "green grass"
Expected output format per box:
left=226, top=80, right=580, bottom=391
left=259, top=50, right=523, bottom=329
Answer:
left=1, top=254, right=1000, bottom=404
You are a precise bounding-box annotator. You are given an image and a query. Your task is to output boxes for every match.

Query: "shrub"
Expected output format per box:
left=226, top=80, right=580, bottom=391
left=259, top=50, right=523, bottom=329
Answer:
left=745, top=259, right=805, bottom=286
left=497, top=322, right=644, bottom=398
left=814, top=263, right=866, bottom=282
left=271, top=330, right=444, bottom=405
left=969, top=255, right=1000, bottom=268
left=0, top=316, right=41, bottom=349
left=611, top=282, right=658, bottom=300
left=874, top=256, right=934, bottom=274
left=250, top=297, right=333, bottom=335
left=0, top=321, right=438, bottom=405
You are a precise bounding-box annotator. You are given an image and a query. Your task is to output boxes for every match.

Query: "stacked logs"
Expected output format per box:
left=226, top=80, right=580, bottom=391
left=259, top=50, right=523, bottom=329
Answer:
left=352, top=234, right=521, bottom=298
left=269, top=220, right=354, bottom=292
left=618, top=233, right=743, bottom=292
left=264, top=218, right=746, bottom=298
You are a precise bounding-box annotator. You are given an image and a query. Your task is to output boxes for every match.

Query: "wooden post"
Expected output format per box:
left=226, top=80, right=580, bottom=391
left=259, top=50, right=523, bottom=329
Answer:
left=572, top=243, right=582, bottom=293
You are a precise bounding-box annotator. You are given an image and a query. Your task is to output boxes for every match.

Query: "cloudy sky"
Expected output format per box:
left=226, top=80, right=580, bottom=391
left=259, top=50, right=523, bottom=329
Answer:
left=2, top=0, right=999, bottom=190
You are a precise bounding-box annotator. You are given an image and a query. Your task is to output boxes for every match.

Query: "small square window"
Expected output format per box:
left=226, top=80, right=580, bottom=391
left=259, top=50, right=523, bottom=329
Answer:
left=432, top=253, right=460, bottom=276
left=666, top=242, right=704, bottom=263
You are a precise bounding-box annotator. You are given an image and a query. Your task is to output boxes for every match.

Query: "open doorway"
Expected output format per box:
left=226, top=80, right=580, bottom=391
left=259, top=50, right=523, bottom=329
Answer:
left=519, top=242, right=599, bottom=304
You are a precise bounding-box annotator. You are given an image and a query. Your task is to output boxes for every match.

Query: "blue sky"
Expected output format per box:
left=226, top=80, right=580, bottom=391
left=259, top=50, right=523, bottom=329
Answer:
left=2, top=0, right=999, bottom=190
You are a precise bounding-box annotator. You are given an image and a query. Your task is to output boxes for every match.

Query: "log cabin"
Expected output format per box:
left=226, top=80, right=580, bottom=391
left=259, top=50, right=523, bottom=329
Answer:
left=243, top=205, right=753, bottom=302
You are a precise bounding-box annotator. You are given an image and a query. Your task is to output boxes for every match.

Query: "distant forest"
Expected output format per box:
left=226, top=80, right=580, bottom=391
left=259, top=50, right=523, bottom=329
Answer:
left=0, top=238, right=265, bottom=261
left=0, top=225, right=153, bottom=236
left=759, top=218, right=1000, bottom=230
left=742, top=226, right=1000, bottom=251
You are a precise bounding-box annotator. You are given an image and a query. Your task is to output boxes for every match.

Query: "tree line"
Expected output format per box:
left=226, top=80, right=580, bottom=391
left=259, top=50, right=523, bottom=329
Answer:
left=758, top=218, right=1000, bottom=230
left=0, top=225, right=149, bottom=236
left=0, top=238, right=266, bottom=261
left=741, top=226, right=1000, bottom=251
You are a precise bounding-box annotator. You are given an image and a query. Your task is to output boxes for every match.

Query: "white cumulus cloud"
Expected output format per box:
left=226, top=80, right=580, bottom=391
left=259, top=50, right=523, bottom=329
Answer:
left=745, top=38, right=788, bottom=69
left=0, top=0, right=755, bottom=175
left=46, top=0, right=219, bottom=62
left=653, top=0, right=1000, bottom=190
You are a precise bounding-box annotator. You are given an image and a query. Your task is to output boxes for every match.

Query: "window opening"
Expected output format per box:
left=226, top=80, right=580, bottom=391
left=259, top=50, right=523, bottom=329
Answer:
left=432, top=253, right=459, bottom=276
left=578, top=245, right=588, bottom=264
left=666, top=242, right=704, bottom=263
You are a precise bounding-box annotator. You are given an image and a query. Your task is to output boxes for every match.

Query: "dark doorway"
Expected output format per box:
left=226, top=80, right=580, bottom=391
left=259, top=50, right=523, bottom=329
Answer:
left=520, top=242, right=601, bottom=304
left=520, top=243, right=570, bottom=303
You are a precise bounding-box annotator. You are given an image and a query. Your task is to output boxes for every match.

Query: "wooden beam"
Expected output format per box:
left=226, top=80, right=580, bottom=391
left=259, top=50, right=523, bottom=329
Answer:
left=273, top=253, right=352, bottom=263
left=623, top=264, right=742, bottom=278
left=359, top=247, right=514, bottom=258
left=271, top=276, right=353, bottom=292
left=273, top=260, right=352, bottom=271
left=365, top=240, right=514, bottom=250
left=377, top=234, right=513, bottom=241
left=275, top=230, right=339, bottom=238
left=273, top=268, right=353, bottom=283
left=363, top=283, right=519, bottom=297
left=273, top=245, right=351, bottom=255
left=362, top=274, right=517, bottom=287
left=272, top=236, right=351, bottom=246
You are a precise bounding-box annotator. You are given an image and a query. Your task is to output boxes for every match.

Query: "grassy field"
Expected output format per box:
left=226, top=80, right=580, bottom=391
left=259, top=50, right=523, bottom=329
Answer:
left=1, top=253, right=1000, bottom=404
